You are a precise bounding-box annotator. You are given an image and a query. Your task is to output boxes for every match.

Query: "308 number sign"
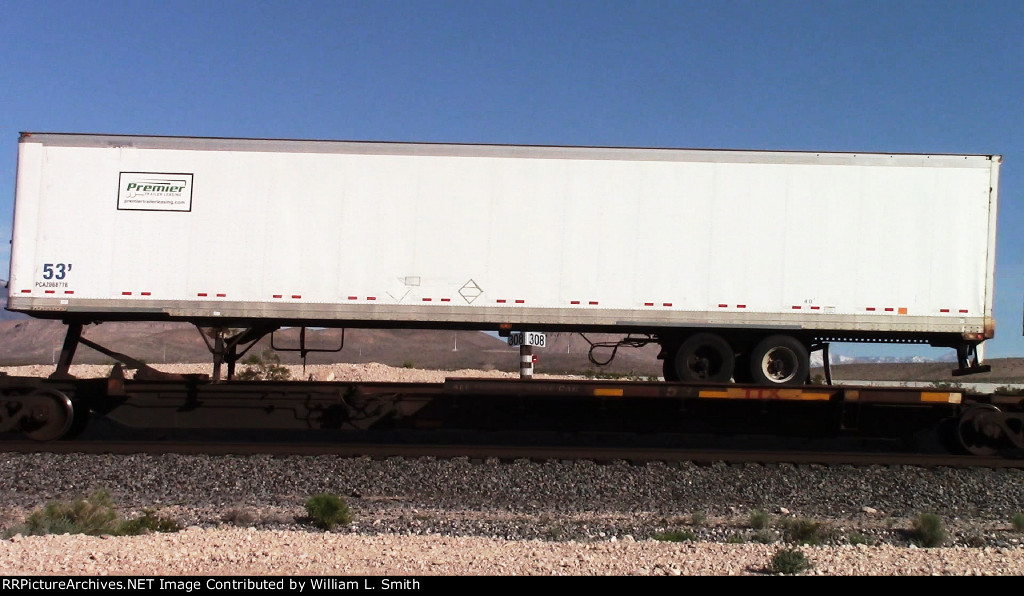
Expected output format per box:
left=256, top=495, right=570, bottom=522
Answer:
left=507, top=332, right=546, bottom=348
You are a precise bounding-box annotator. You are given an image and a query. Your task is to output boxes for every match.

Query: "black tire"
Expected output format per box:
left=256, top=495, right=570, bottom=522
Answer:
left=748, top=335, right=809, bottom=386
left=672, top=333, right=735, bottom=383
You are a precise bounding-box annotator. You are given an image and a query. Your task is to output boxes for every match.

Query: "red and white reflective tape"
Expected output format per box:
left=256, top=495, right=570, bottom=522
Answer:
left=520, top=352, right=534, bottom=378
left=864, top=307, right=911, bottom=313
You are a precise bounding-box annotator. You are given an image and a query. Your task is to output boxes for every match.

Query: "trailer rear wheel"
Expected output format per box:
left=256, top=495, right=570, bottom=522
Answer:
left=672, top=333, right=734, bottom=383
left=749, top=335, right=809, bottom=386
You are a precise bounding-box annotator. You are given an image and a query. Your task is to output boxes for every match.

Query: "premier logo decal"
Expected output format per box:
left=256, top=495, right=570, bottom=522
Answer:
left=124, top=181, right=187, bottom=194
left=118, top=172, right=193, bottom=212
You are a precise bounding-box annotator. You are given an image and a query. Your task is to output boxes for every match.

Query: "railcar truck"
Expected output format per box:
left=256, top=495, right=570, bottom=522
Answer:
left=6, top=133, right=1000, bottom=385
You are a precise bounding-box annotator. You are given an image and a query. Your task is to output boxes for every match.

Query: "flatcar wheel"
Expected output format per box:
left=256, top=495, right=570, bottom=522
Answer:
left=23, top=389, right=75, bottom=441
left=956, top=404, right=1004, bottom=456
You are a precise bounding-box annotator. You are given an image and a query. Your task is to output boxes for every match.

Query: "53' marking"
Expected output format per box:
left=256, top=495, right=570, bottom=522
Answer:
left=41, top=263, right=73, bottom=280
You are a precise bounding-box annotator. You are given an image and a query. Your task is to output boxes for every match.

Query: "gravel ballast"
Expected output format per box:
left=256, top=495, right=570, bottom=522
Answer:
left=1, top=363, right=1022, bottom=575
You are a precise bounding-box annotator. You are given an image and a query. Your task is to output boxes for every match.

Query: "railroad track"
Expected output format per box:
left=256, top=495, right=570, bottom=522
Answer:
left=2, top=436, right=1020, bottom=469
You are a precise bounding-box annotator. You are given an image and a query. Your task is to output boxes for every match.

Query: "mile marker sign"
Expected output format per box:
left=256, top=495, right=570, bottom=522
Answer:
left=507, top=332, right=546, bottom=348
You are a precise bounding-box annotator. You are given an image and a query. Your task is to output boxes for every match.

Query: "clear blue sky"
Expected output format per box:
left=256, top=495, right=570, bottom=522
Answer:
left=1, top=0, right=1022, bottom=359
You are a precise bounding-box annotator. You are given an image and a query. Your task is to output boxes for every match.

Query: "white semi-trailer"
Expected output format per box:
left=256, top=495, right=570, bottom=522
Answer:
left=6, top=133, right=1000, bottom=385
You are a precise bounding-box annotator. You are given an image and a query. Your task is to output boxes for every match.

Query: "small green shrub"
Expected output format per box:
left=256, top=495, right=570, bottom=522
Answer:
left=781, top=518, right=827, bottom=545
left=305, top=493, right=352, bottom=530
left=690, top=512, right=707, bottom=526
left=726, top=533, right=745, bottom=544
left=401, top=361, right=415, bottom=369
left=20, top=490, right=119, bottom=536
left=750, top=529, right=777, bottom=544
left=235, top=350, right=291, bottom=381
left=911, top=513, right=948, bottom=547
left=1011, top=513, right=1024, bottom=532
left=769, top=548, right=813, bottom=574
left=12, top=491, right=179, bottom=537
left=748, top=510, right=771, bottom=530
left=118, top=509, right=181, bottom=535
left=993, top=385, right=1024, bottom=396
left=652, top=529, right=697, bottom=542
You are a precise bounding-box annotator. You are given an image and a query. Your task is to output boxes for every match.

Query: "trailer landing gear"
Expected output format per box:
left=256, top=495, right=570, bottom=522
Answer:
left=953, top=344, right=991, bottom=377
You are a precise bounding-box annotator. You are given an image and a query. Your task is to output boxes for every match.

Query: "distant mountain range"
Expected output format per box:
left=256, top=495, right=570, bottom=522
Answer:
left=810, top=352, right=955, bottom=366
left=0, top=319, right=665, bottom=376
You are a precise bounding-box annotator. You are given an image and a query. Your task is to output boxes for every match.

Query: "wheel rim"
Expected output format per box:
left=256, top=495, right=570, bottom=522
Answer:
left=687, top=346, right=724, bottom=379
left=673, top=333, right=734, bottom=383
left=760, top=346, right=800, bottom=384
